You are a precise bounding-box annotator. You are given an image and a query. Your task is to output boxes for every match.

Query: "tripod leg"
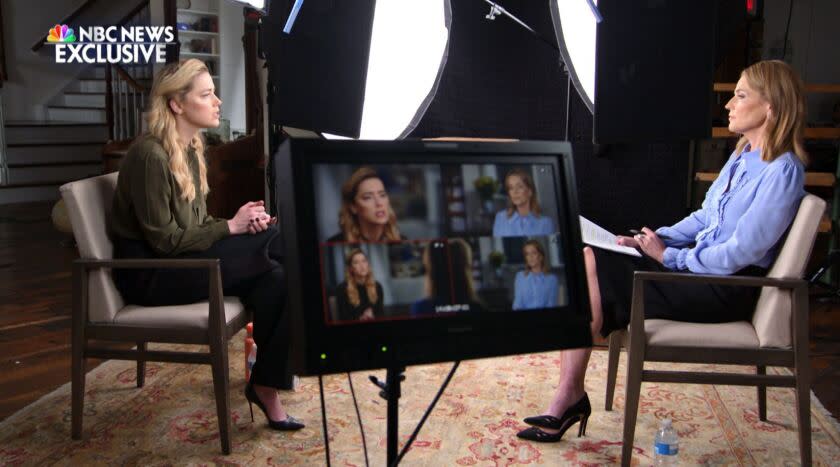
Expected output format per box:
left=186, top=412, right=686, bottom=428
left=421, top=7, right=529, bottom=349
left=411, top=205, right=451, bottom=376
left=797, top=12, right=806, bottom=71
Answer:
left=385, top=367, right=403, bottom=465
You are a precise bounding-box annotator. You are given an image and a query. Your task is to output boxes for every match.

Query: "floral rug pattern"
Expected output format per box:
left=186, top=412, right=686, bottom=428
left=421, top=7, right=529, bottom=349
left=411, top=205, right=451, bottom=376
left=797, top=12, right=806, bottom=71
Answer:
left=1, top=332, right=839, bottom=466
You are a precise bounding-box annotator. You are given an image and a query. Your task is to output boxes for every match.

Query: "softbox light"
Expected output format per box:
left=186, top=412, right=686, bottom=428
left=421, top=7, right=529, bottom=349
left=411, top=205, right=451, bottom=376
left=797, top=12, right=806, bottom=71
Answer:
left=263, top=0, right=451, bottom=140
left=550, top=0, right=716, bottom=143
left=549, top=0, right=599, bottom=113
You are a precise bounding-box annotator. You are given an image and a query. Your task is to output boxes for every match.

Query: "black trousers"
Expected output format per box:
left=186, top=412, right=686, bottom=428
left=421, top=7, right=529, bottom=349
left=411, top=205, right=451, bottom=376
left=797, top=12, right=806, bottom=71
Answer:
left=592, top=247, right=765, bottom=338
left=113, top=226, right=292, bottom=389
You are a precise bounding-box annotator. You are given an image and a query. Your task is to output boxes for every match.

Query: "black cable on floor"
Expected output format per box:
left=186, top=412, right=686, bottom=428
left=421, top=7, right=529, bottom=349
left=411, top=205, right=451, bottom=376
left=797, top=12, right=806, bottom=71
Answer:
left=347, top=372, right=370, bottom=467
left=318, top=375, right=331, bottom=467
left=390, top=361, right=461, bottom=467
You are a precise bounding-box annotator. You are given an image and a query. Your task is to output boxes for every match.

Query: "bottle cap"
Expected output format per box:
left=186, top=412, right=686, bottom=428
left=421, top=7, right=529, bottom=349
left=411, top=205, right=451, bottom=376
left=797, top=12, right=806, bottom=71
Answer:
left=246, top=322, right=254, bottom=335
left=662, top=418, right=672, bottom=427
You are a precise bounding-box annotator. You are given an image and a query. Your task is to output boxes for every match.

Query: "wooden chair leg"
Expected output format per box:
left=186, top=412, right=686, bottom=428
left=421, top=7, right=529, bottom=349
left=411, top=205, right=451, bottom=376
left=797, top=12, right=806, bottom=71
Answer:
left=605, top=331, right=623, bottom=411
left=621, top=337, right=644, bottom=466
left=794, top=366, right=812, bottom=467
left=210, top=334, right=232, bottom=455
left=71, top=264, right=87, bottom=440
left=137, top=342, right=147, bottom=388
left=71, top=335, right=86, bottom=439
left=756, top=365, right=767, bottom=421
left=793, top=287, right=812, bottom=467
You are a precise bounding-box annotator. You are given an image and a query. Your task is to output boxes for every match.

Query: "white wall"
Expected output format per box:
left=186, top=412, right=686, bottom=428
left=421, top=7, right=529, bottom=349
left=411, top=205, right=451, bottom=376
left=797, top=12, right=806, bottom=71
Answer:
left=763, top=0, right=840, bottom=122
left=2, top=0, right=146, bottom=120
left=219, top=1, right=246, bottom=134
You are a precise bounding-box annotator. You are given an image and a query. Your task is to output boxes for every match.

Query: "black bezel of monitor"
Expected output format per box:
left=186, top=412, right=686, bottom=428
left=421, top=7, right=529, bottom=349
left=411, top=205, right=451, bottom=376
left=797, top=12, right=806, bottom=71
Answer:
left=274, top=139, right=592, bottom=375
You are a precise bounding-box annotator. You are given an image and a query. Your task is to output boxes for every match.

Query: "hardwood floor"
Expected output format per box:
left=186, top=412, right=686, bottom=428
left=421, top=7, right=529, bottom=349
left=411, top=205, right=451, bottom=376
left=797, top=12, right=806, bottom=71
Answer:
left=1, top=201, right=839, bottom=423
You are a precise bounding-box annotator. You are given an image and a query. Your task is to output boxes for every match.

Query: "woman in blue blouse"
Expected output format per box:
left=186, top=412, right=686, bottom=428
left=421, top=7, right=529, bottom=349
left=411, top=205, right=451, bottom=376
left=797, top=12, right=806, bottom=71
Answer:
left=517, top=60, right=808, bottom=443
left=492, top=169, right=555, bottom=237
left=513, top=240, right=559, bottom=310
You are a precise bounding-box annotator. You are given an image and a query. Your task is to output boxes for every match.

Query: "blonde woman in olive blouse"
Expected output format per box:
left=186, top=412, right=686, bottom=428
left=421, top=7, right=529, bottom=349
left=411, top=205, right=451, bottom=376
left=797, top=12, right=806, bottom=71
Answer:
left=110, top=59, right=303, bottom=432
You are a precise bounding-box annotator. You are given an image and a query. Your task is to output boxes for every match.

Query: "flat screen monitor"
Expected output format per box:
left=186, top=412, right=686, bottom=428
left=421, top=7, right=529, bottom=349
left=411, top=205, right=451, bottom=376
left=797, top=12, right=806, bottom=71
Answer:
left=272, top=139, right=592, bottom=375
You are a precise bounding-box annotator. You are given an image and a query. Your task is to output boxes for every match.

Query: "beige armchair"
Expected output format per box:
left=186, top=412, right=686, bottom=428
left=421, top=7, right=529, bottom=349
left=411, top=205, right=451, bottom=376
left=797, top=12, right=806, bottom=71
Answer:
left=604, top=193, right=825, bottom=466
left=60, top=172, right=249, bottom=455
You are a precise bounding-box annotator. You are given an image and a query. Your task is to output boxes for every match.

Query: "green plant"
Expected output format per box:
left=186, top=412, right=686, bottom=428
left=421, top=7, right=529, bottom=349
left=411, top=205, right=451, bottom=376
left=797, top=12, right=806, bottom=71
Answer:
left=473, top=176, right=500, bottom=201
left=488, top=250, right=505, bottom=269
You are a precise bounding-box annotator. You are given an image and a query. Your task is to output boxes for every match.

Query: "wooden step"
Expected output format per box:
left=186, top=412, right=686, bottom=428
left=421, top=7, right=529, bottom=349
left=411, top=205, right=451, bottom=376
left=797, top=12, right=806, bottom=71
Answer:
left=59, top=92, right=106, bottom=107
left=713, top=83, right=840, bottom=93
left=6, top=164, right=102, bottom=186
left=5, top=142, right=104, bottom=165
left=711, top=127, right=840, bottom=139
left=819, top=214, right=832, bottom=233
left=695, top=171, right=836, bottom=187
left=46, top=106, right=106, bottom=124
left=4, top=121, right=108, bottom=145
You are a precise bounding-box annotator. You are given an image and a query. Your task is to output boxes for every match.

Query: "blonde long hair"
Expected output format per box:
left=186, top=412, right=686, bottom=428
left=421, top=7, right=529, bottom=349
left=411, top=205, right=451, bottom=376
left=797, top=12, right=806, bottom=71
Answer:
left=146, top=59, right=211, bottom=202
left=338, top=167, right=401, bottom=242
left=734, top=60, right=808, bottom=165
left=504, top=169, right=543, bottom=218
left=344, top=249, right=379, bottom=307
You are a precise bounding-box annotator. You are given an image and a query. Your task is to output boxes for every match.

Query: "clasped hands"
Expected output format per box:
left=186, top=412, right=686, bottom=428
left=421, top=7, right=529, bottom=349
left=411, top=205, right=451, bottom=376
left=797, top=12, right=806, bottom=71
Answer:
left=228, top=200, right=277, bottom=235
left=616, top=226, right=666, bottom=264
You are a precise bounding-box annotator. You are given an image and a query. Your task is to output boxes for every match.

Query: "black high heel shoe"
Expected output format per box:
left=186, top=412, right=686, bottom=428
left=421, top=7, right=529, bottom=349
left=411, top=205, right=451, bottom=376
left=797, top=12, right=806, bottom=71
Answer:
left=245, top=383, right=305, bottom=431
left=517, top=393, right=591, bottom=443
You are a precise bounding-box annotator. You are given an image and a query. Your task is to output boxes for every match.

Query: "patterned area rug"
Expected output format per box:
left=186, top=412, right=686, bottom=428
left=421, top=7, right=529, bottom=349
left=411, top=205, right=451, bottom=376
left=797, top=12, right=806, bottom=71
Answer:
left=1, top=332, right=839, bottom=466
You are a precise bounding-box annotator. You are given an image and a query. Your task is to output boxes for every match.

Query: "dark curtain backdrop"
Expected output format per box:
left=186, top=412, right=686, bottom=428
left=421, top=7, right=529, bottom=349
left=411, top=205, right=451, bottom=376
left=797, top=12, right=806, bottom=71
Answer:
left=408, top=0, right=690, bottom=233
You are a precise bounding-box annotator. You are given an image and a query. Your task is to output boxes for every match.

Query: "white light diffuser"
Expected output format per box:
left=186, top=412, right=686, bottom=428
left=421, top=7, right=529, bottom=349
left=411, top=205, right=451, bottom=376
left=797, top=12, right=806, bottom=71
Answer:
left=550, top=0, right=598, bottom=113
left=325, top=0, right=450, bottom=140
left=225, top=0, right=266, bottom=10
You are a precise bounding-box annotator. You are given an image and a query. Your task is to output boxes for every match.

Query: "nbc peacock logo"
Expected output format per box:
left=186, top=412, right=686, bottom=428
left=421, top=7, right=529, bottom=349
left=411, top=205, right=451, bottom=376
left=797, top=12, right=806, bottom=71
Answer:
left=47, top=24, right=76, bottom=43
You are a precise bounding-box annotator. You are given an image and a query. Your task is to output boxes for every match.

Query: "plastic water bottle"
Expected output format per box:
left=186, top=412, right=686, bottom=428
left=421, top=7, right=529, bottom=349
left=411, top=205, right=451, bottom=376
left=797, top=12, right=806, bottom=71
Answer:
left=244, top=322, right=254, bottom=380
left=654, top=419, right=679, bottom=466
left=246, top=341, right=257, bottom=381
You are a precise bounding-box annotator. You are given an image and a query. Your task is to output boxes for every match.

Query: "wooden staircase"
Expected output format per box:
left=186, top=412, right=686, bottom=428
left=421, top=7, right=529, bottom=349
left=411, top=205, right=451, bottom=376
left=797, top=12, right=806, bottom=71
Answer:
left=0, top=0, right=153, bottom=204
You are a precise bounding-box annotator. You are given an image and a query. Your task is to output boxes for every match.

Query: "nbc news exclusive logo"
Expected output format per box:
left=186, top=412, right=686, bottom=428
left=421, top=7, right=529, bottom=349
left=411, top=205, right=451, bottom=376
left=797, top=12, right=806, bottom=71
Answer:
left=46, top=24, right=175, bottom=64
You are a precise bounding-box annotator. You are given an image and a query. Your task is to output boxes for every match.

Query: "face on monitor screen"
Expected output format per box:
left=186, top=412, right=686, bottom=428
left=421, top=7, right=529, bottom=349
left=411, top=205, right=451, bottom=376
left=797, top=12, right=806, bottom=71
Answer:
left=313, top=162, right=568, bottom=324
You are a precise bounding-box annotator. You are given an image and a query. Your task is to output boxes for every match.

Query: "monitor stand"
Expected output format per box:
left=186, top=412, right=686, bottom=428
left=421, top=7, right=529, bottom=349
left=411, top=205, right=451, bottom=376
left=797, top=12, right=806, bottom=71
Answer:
left=369, top=366, right=406, bottom=465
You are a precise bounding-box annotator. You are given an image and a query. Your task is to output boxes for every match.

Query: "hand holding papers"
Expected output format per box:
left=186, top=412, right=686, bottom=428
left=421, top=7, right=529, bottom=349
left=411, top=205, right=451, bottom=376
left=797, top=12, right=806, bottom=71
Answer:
left=579, top=216, right=642, bottom=257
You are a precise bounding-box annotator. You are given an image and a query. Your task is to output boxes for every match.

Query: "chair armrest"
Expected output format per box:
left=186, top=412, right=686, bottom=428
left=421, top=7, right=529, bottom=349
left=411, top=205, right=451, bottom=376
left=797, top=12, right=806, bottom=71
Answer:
left=627, top=271, right=809, bottom=351
left=75, top=258, right=220, bottom=270
left=72, top=258, right=227, bottom=334
left=633, top=270, right=805, bottom=290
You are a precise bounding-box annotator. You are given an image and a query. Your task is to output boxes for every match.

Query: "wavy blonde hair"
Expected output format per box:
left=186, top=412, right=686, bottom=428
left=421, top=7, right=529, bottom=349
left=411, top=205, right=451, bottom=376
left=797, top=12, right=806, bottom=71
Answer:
left=338, top=167, right=401, bottom=242
left=734, top=60, right=808, bottom=165
left=146, top=59, right=211, bottom=202
left=504, top=169, right=543, bottom=218
left=522, top=239, right=548, bottom=276
left=344, top=249, right=379, bottom=307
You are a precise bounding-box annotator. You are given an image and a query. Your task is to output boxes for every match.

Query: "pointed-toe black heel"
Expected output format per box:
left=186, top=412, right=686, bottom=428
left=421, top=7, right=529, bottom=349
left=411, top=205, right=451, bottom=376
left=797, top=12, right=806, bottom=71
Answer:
left=519, top=392, right=591, bottom=442
left=245, top=383, right=305, bottom=431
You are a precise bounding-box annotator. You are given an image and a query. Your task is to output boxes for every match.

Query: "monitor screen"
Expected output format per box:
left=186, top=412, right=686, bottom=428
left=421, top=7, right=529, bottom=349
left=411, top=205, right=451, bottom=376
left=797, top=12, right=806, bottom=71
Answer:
left=315, top=162, right=568, bottom=320
left=273, top=140, right=592, bottom=374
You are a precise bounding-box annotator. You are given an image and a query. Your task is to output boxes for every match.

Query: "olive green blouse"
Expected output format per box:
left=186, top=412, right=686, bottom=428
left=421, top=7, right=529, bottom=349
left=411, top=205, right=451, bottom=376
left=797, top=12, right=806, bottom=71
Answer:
left=110, top=135, right=230, bottom=256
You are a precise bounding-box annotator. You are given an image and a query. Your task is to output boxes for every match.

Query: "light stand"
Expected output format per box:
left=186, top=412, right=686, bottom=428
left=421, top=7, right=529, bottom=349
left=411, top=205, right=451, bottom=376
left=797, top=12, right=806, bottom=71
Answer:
left=478, top=1, right=574, bottom=142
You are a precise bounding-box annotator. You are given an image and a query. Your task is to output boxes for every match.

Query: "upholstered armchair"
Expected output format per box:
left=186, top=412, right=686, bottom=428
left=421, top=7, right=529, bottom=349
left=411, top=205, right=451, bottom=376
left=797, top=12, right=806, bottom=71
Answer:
left=60, top=172, right=250, bottom=455
left=604, top=193, right=825, bottom=466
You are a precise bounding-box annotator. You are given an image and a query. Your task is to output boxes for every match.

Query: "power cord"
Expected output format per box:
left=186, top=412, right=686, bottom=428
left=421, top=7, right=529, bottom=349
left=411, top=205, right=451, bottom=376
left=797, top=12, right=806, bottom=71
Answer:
left=347, top=372, right=370, bottom=467
left=318, top=375, right=331, bottom=467
left=389, top=361, right=461, bottom=467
